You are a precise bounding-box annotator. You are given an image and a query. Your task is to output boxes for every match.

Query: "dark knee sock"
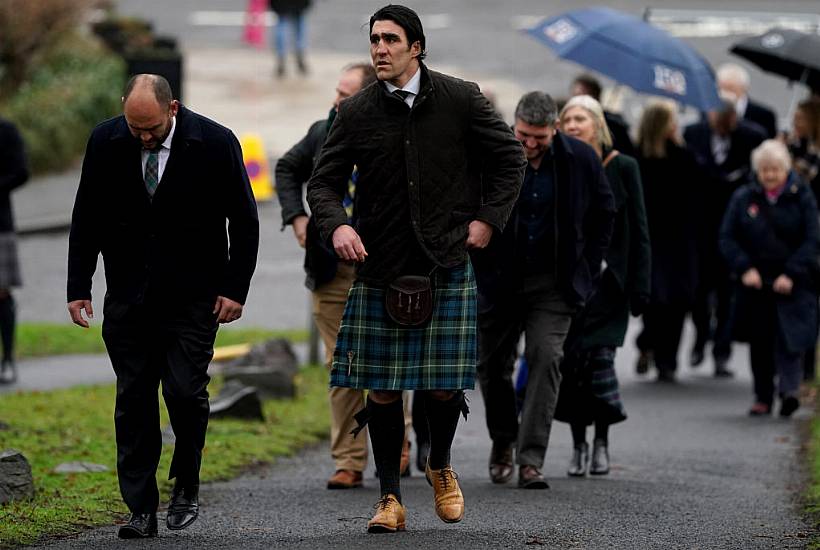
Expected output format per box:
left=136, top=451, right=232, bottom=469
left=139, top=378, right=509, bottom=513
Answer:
left=594, top=421, right=609, bottom=444
left=570, top=423, right=587, bottom=447
left=425, top=391, right=465, bottom=470
left=0, top=294, right=15, bottom=362
left=367, top=396, right=405, bottom=501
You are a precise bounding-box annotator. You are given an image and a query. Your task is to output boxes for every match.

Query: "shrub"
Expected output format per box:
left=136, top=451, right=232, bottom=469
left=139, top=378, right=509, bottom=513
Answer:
left=1, top=32, right=125, bottom=174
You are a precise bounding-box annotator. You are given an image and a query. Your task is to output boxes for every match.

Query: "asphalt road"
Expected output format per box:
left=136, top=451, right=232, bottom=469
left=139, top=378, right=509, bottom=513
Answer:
left=32, top=326, right=812, bottom=549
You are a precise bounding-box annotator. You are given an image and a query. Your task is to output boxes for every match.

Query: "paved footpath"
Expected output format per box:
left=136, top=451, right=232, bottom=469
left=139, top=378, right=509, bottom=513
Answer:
left=28, top=323, right=813, bottom=549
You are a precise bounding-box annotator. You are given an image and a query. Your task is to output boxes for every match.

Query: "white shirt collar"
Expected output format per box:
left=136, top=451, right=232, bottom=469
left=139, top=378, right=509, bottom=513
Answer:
left=161, top=116, right=176, bottom=150
left=384, top=66, right=421, bottom=97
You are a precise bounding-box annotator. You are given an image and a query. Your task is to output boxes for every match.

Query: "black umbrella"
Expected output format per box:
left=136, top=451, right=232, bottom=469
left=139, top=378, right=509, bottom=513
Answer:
left=730, top=28, right=820, bottom=91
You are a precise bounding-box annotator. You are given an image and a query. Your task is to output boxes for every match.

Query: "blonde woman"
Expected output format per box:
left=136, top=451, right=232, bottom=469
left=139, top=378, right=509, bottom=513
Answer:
left=554, top=95, right=651, bottom=476
left=633, top=100, right=701, bottom=382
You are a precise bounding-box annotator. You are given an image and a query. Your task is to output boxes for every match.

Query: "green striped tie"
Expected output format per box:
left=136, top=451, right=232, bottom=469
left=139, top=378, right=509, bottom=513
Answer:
left=144, top=149, right=159, bottom=197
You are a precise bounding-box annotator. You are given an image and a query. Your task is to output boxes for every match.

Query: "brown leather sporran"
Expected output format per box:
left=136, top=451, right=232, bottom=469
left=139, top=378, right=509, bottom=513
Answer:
left=385, top=275, right=433, bottom=327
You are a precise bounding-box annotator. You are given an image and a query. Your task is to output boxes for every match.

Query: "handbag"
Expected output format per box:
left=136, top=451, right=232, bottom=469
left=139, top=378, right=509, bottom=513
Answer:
left=385, top=275, right=433, bottom=327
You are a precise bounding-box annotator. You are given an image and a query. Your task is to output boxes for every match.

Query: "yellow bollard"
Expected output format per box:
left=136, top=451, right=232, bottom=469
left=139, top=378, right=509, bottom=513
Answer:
left=240, top=133, right=274, bottom=201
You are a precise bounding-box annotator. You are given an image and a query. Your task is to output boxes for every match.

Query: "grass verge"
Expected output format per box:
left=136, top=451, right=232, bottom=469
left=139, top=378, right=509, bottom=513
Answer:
left=0, top=364, right=329, bottom=547
left=15, top=323, right=308, bottom=359
left=806, top=387, right=820, bottom=548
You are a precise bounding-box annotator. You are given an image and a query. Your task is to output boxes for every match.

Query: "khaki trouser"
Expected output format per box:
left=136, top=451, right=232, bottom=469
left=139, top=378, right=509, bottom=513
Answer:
left=313, top=263, right=412, bottom=473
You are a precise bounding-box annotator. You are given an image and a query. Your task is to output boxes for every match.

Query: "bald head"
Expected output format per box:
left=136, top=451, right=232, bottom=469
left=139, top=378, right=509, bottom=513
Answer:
left=122, top=74, right=178, bottom=150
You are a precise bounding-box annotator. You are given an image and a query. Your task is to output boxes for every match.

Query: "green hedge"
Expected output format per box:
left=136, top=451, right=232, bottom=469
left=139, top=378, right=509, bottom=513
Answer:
left=1, top=32, right=125, bottom=174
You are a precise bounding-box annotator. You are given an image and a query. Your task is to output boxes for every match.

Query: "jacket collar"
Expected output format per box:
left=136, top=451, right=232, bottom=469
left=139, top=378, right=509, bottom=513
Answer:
left=750, top=171, right=802, bottom=198
left=378, top=62, right=434, bottom=103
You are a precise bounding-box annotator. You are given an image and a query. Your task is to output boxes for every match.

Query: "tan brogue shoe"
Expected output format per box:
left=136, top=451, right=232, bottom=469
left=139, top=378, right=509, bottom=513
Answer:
left=367, top=494, right=406, bottom=533
left=425, top=464, right=464, bottom=523
left=327, top=469, right=363, bottom=489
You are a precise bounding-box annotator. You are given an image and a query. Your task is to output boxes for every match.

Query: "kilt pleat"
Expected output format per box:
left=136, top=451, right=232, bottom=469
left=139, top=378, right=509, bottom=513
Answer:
left=330, top=261, right=476, bottom=391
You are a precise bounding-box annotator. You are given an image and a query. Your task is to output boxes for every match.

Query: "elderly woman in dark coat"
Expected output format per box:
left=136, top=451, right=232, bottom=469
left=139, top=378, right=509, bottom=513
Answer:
left=720, top=139, right=820, bottom=417
left=633, top=100, right=702, bottom=382
left=554, top=95, right=651, bottom=477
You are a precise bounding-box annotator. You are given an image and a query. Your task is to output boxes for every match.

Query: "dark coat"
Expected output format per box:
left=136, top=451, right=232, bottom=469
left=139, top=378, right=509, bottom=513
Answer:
left=0, top=119, right=28, bottom=233
left=684, top=119, right=766, bottom=283
left=719, top=175, right=820, bottom=352
left=268, top=0, right=310, bottom=15
left=745, top=99, right=778, bottom=139
left=275, top=118, right=338, bottom=290
left=472, top=132, right=616, bottom=309
left=637, top=141, right=701, bottom=306
left=67, top=106, right=259, bottom=305
left=573, top=153, right=651, bottom=349
left=307, top=63, right=526, bottom=285
left=604, top=111, right=636, bottom=158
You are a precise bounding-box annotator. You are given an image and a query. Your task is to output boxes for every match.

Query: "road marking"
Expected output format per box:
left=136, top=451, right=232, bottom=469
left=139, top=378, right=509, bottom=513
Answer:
left=190, top=11, right=450, bottom=30
left=190, top=11, right=277, bottom=27
left=512, top=10, right=820, bottom=37
left=646, top=9, right=820, bottom=37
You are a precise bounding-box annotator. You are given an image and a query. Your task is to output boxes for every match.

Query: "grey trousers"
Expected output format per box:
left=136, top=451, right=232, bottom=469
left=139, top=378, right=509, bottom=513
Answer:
left=477, top=274, right=574, bottom=468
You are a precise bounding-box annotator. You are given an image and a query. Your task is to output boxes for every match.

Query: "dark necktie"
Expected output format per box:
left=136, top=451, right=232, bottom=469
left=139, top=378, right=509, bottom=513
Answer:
left=144, top=149, right=160, bottom=197
left=393, top=89, right=412, bottom=102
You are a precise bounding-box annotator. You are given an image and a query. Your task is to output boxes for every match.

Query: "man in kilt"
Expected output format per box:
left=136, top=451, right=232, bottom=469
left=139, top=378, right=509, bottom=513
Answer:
left=307, top=4, right=525, bottom=533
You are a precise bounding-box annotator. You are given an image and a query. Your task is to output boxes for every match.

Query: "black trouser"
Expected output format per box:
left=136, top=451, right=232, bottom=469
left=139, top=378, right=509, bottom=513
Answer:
left=477, top=275, right=574, bottom=468
left=101, top=298, right=218, bottom=515
left=692, top=278, right=733, bottom=361
left=747, top=292, right=802, bottom=406
left=642, top=304, right=688, bottom=372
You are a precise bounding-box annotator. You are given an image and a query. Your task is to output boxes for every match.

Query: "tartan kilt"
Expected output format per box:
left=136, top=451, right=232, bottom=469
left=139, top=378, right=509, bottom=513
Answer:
left=554, top=347, right=626, bottom=426
left=330, top=261, right=476, bottom=391
left=0, top=232, right=22, bottom=288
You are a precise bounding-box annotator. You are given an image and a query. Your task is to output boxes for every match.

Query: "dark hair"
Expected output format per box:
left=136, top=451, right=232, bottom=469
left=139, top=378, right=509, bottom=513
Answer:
left=572, top=73, right=602, bottom=101
left=123, top=74, right=174, bottom=106
left=515, top=91, right=558, bottom=127
left=344, top=62, right=378, bottom=89
left=369, top=4, right=426, bottom=61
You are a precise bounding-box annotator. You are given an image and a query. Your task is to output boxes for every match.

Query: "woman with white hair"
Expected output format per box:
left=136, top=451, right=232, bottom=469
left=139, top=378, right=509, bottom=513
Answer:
left=719, top=139, right=820, bottom=417
left=554, top=95, right=651, bottom=476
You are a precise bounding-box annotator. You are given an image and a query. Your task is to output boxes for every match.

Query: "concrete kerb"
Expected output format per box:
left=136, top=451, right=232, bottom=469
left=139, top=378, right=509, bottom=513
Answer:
left=14, top=47, right=527, bottom=236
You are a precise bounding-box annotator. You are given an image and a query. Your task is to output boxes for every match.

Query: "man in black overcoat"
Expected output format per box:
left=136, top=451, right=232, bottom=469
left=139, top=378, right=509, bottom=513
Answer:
left=717, top=63, right=778, bottom=139
left=684, top=93, right=765, bottom=376
left=67, top=74, right=259, bottom=539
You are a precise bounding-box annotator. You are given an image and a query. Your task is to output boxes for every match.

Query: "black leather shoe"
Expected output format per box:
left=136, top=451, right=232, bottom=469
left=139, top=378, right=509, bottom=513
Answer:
left=714, top=359, right=733, bottom=378
left=780, top=395, right=800, bottom=418
left=518, top=465, right=549, bottom=489
left=118, top=513, right=158, bottom=539
left=166, top=484, right=199, bottom=531
left=489, top=441, right=514, bottom=484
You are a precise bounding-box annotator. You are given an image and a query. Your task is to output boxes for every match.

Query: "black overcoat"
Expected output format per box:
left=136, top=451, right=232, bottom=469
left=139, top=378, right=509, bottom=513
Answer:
left=637, top=141, right=701, bottom=307
left=67, top=106, right=259, bottom=305
left=719, top=175, right=820, bottom=352
left=472, top=132, right=615, bottom=309
left=574, top=152, right=651, bottom=349
left=275, top=118, right=339, bottom=290
left=0, top=118, right=28, bottom=233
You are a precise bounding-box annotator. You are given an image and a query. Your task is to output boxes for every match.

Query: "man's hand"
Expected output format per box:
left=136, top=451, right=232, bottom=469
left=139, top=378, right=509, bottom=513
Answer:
left=213, top=296, right=243, bottom=324
left=466, top=220, right=493, bottom=249
left=741, top=268, right=763, bottom=289
left=332, top=225, right=368, bottom=262
left=291, top=215, right=308, bottom=248
left=67, top=300, right=94, bottom=328
left=773, top=274, right=794, bottom=295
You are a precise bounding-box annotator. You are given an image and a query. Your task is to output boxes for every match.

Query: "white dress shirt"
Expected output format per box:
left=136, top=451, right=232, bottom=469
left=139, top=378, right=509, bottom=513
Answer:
left=141, top=116, right=176, bottom=182
left=384, top=67, right=421, bottom=108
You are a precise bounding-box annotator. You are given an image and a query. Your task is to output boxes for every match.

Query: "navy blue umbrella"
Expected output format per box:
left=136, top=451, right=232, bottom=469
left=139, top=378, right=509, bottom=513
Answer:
left=526, top=7, right=721, bottom=111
